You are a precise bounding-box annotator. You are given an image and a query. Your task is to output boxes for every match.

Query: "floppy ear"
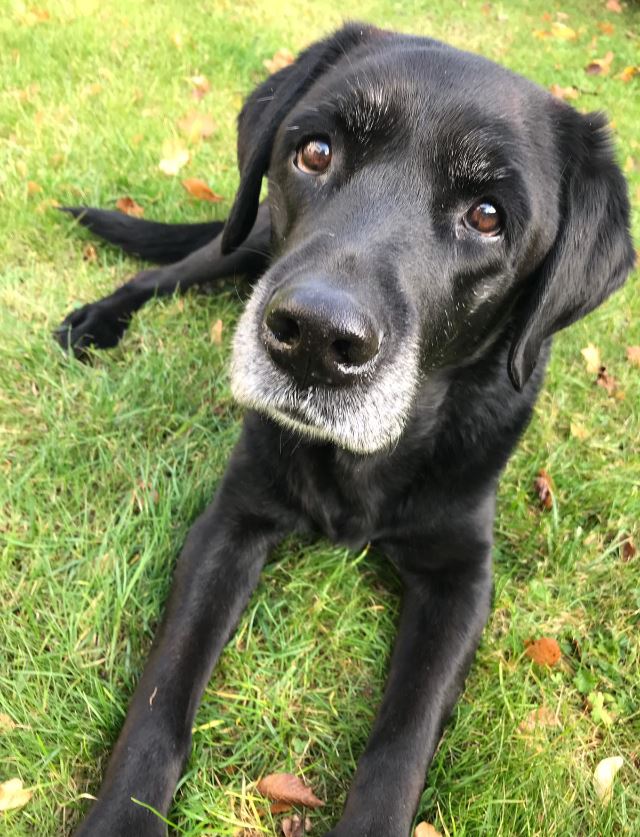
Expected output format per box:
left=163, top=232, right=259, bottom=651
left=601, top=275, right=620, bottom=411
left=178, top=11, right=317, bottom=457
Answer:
left=221, top=23, right=380, bottom=254
left=508, top=111, right=635, bottom=391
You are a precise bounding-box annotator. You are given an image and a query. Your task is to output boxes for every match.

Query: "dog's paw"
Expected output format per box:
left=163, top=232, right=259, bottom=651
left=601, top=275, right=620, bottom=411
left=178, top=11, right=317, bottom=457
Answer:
left=54, top=303, right=131, bottom=358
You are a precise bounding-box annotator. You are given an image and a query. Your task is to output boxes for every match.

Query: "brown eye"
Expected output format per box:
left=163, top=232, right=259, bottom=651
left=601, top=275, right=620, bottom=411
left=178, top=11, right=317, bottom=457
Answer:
left=294, top=138, right=332, bottom=175
left=464, top=200, right=502, bottom=236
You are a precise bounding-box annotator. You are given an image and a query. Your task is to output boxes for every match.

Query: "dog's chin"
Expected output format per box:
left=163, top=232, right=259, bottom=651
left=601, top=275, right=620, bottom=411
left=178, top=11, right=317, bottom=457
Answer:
left=230, top=296, right=422, bottom=456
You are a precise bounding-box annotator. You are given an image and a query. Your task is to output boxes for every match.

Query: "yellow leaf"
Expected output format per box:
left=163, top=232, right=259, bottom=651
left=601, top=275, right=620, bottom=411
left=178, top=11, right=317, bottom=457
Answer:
left=159, top=139, right=189, bottom=176
left=619, top=65, right=639, bottom=83
left=178, top=110, right=216, bottom=144
left=570, top=422, right=590, bottom=440
left=0, top=713, right=16, bottom=732
left=580, top=343, right=601, bottom=374
left=182, top=178, right=224, bottom=202
left=210, top=318, right=223, bottom=345
left=414, top=824, right=442, bottom=837
left=533, top=29, right=551, bottom=40
left=551, top=22, right=577, bottom=41
left=549, top=84, right=579, bottom=100
left=593, top=756, right=623, bottom=803
left=27, top=180, right=42, bottom=195
left=0, top=778, right=32, bottom=812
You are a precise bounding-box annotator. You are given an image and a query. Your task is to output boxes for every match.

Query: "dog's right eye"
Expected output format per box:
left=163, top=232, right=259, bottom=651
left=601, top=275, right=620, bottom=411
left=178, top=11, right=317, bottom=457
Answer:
left=464, top=200, right=503, bottom=236
left=294, top=138, right=332, bottom=175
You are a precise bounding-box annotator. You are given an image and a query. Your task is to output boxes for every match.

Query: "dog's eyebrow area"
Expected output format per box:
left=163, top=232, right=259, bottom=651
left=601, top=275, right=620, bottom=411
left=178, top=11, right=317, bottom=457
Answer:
left=435, top=124, right=522, bottom=187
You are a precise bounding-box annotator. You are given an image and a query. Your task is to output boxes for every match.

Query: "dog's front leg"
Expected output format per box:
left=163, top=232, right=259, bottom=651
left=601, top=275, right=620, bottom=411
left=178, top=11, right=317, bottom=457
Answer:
left=327, top=544, right=493, bottom=837
left=74, top=446, right=286, bottom=837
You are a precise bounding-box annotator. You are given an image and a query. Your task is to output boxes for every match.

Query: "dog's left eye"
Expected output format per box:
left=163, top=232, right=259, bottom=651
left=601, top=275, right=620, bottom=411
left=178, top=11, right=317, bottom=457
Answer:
left=464, top=200, right=503, bottom=236
left=294, top=138, right=332, bottom=175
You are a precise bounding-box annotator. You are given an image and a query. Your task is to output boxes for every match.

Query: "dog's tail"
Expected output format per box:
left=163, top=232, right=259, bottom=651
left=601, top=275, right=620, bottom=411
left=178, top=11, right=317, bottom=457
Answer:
left=60, top=207, right=225, bottom=265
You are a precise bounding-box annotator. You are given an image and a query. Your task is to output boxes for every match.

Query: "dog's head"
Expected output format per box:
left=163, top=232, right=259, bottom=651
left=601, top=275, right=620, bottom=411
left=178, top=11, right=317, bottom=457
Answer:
left=227, top=24, right=634, bottom=455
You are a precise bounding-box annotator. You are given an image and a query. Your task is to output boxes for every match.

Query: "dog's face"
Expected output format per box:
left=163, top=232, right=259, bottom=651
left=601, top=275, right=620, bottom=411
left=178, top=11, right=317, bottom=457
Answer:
left=229, top=26, right=633, bottom=454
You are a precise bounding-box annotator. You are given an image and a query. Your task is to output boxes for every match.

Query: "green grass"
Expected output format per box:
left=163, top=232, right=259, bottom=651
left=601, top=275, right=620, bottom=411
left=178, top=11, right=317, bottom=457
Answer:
left=1, top=0, right=639, bottom=834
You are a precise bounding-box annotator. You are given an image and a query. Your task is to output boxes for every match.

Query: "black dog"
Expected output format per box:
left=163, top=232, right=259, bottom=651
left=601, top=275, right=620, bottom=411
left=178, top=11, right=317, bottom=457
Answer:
left=57, top=23, right=634, bottom=837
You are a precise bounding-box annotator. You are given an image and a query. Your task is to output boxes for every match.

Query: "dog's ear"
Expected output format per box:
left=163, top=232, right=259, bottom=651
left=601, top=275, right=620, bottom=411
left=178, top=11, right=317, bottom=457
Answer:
left=221, top=23, right=380, bottom=254
left=508, top=111, right=635, bottom=391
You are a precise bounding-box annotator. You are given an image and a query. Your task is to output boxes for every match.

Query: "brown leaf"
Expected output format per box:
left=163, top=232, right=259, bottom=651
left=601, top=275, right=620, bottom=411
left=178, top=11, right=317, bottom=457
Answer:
left=619, top=66, right=639, bottom=82
left=159, top=139, right=190, bottom=176
left=598, top=21, right=615, bottom=34
left=178, top=110, right=216, bottom=143
left=257, top=773, right=324, bottom=808
left=480, top=3, right=492, bottom=15
left=116, top=196, right=144, bottom=218
left=0, top=778, right=32, bottom=812
left=549, top=84, right=579, bottom=101
left=525, top=637, right=562, bottom=666
left=182, top=177, right=224, bottom=203
left=414, top=823, right=442, bottom=837
left=210, top=318, right=223, bottom=345
left=596, top=366, right=618, bottom=395
left=188, top=74, right=211, bottom=101
left=585, top=51, right=614, bottom=76
left=605, top=0, right=622, bottom=12
left=620, top=538, right=637, bottom=562
left=626, top=346, right=640, bottom=367
left=533, top=469, right=554, bottom=510
left=271, top=801, right=292, bottom=814
left=518, top=706, right=561, bottom=734
left=82, top=243, right=98, bottom=263
left=581, top=343, right=601, bottom=374
left=264, top=48, right=295, bottom=74
left=533, top=29, right=551, bottom=40
left=0, top=713, right=17, bottom=732
left=570, top=422, right=590, bottom=440
left=27, top=180, right=42, bottom=195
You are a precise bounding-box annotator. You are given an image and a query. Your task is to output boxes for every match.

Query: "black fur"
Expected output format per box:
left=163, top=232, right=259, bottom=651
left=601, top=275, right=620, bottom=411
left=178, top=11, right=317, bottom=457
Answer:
left=57, top=24, right=634, bottom=837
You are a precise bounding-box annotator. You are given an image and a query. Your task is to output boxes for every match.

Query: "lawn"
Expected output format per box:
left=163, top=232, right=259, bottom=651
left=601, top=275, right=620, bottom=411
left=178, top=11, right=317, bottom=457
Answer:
left=1, top=0, right=639, bottom=835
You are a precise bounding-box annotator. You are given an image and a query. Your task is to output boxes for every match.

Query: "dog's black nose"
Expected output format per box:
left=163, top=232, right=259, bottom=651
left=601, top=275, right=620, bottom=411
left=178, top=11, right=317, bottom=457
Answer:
left=262, top=280, right=382, bottom=386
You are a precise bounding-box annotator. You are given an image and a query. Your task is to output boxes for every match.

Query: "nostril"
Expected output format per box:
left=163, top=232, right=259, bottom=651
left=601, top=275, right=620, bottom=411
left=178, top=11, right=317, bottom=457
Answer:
left=330, top=333, right=380, bottom=367
left=266, top=312, right=300, bottom=347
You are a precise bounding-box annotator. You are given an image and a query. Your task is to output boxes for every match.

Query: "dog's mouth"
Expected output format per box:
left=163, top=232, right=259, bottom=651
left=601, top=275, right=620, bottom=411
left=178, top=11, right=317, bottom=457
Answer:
left=229, top=281, right=422, bottom=455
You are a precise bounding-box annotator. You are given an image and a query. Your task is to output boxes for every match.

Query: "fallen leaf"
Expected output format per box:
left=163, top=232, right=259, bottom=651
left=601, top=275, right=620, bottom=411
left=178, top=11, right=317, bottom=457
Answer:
left=481, top=3, right=492, bottom=15
left=570, top=421, right=590, bottom=440
left=281, top=814, right=312, bottom=837
left=210, top=318, right=223, bottom=345
left=188, top=74, right=211, bottom=100
left=0, top=778, right=32, bottom=812
left=549, top=84, right=579, bottom=100
left=605, top=0, right=622, bottom=12
left=596, top=366, right=618, bottom=395
left=593, top=756, right=623, bottom=803
left=551, top=22, right=577, bottom=41
left=159, top=139, right=190, bottom=176
left=27, top=180, right=42, bottom=195
left=581, top=343, right=601, bottom=374
left=626, top=346, right=640, bottom=367
left=178, top=110, right=216, bottom=143
left=115, top=196, right=144, bottom=217
left=182, top=177, right=224, bottom=202
left=585, top=51, right=614, bottom=76
left=525, top=637, right=562, bottom=666
left=533, top=469, right=554, bottom=510
left=170, top=31, right=184, bottom=49
left=619, top=65, right=639, bottom=82
left=0, top=713, right=16, bottom=732
left=264, top=48, right=295, bottom=74
left=271, top=801, right=292, bottom=814
left=518, top=706, right=561, bottom=734
left=83, top=243, right=98, bottom=263
left=623, top=156, right=637, bottom=173
left=257, top=773, right=324, bottom=808
left=621, top=538, right=637, bottom=561
left=414, top=823, right=442, bottom=837
left=598, top=21, right=615, bottom=34
left=533, top=29, right=551, bottom=40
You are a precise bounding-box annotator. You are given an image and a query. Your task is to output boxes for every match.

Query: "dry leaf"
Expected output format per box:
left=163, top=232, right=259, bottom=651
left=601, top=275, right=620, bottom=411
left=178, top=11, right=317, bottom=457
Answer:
left=178, top=110, right=216, bottom=143
left=27, top=180, right=42, bottom=195
left=533, top=469, right=553, bottom=510
left=581, top=343, right=601, bottom=374
left=525, top=637, right=562, bottom=666
left=549, top=84, right=579, bottom=100
left=518, top=706, right=561, bottom=734
left=257, top=773, right=324, bottom=808
left=182, top=178, right=224, bottom=203
left=598, top=21, right=615, bottom=34
left=264, top=48, right=295, bottom=74
left=626, top=346, right=640, bottom=367
left=414, top=823, right=442, bottom=837
left=619, top=66, right=639, bottom=83
left=271, top=801, right=292, bottom=814
left=623, top=156, right=637, bottom=173
left=82, top=243, right=98, bottom=263
left=210, top=318, right=223, bottom=345
left=596, top=366, right=618, bottom=395
left=189, top=74, right=211, bottom=100
left=116, top=196, right=144, bottom=218
left=533, top=29, right=551, bottom=40
left=159, top=139, right=190, bottom=176
left=593, top=756, right=623, bottom=803
left=170, top=31, right=184, bottom=49
left=0, top=713, right=16, bottom=732
left=551, top=22, right=577, bottom=41
left=585, top=51, right=614, bottom=76
left=620, top=538, right=636, bottom=561
left=0, top=778, right=32, bottom=812
left=481, top=3, right=492, bottom=15
left=605, top=0, right=622, bottom=12
left=570, top=422, right=590, bottom=440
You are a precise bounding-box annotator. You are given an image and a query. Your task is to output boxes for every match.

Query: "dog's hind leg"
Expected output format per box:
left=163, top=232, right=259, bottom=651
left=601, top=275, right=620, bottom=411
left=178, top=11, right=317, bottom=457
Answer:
left=55, top=203, right=270, bottom=358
